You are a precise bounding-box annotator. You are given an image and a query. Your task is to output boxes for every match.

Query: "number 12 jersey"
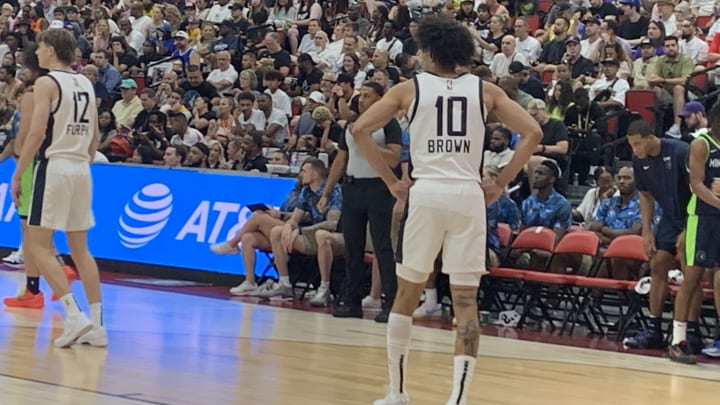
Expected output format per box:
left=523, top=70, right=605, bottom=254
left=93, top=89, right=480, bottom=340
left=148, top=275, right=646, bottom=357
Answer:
left=407, top=72, right=486, bottom=182
left=42, top=70, right=98, bottom=162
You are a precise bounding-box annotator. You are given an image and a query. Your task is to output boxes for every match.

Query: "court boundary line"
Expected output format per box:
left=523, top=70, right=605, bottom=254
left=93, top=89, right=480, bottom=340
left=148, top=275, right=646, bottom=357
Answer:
left=0, top=372, right=171, bottom=405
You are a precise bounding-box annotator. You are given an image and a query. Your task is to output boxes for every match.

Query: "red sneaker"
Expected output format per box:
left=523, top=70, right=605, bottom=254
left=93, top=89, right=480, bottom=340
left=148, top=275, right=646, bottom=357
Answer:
left=51, top=266, right=79, bottom=301
left=63, top=265, right=78, bottom=283
left=3, top=290, right=45, bottom=309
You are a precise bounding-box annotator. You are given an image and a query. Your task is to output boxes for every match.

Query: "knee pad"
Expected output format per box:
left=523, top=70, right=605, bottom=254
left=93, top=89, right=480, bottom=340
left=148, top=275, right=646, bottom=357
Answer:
left=397, top=264, right=430, bottom=285
left=449, top=272, right=482, bottom=287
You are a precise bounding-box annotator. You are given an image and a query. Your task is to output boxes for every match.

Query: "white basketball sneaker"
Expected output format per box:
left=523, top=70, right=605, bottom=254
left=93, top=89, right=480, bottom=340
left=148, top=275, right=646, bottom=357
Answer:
left=210, top=242, right=240, bottom=255
left=230, top=281, right=259, bottom=296
left=373, top=392, right=410, bottom=405
left=76, top=325, right=108, bottom=347
left=2, top=250, right=24, bottom=268
left=54, top=314, right=92, bottom=348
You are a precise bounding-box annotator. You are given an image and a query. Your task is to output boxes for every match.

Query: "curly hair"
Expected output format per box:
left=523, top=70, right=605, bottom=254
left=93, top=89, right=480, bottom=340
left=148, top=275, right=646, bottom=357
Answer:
left=416, top=15, right=475, bottom=71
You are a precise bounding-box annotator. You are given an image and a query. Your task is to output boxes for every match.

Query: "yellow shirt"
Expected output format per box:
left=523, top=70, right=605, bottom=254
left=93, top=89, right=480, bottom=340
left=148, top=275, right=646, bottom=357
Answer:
left=112, top=96, right=143, bottom=128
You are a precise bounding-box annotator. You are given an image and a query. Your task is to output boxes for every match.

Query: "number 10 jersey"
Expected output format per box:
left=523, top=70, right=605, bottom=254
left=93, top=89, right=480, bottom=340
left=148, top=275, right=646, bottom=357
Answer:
left=407, top=72, right=486, bottom=183
left=41, top=70, right=98, bottom=163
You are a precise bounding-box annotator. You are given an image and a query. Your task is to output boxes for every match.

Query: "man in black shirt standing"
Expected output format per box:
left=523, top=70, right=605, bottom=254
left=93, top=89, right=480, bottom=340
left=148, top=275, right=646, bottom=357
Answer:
left=319, top=82, right=402, bottom=323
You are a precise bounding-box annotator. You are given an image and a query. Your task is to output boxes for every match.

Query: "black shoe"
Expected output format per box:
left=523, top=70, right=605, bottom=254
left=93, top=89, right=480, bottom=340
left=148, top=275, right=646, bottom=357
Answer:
left=374, top=308, right=390, bottom=323
left=668, top=341, right=697, bottom=364
left=332, top=302, right=363, bottom=318
left=686, top=332, right=704, bottom=355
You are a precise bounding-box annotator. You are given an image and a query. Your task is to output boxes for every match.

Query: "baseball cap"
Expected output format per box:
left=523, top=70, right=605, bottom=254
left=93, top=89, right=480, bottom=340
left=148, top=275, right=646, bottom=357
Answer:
left=639, top=38, right=654, bottom=47
left=508, top=61, right=529, bottom=75
left=679, top=101, right=705, bottom=118
left=230, top=2, right=245, bottom=10
left=540, top=159, right=562, bottom=179
left=583, top=17, right=602, bottom=25
left=619, top=0, right=641, bottom=7
left=308, top=91, right=326, bottom=104
left=297, top=53, right=316, bottom=65
left=173, top=30, right=189, bottom=40
left=120, top=79, right=138, bottom=89
left=601, top=58, right=620, bottom=66
left=565, top=36, right=581, bottom=45
left=49, top=20, right=65, bottom=29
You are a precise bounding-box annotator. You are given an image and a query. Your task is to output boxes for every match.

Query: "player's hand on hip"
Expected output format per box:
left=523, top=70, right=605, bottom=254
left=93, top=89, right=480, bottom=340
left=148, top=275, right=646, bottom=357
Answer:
left=10, top=174, right=20, bottom=209
left=388, top=179, right=410, bottom=202
left=482, top=182, right=503, bottom=206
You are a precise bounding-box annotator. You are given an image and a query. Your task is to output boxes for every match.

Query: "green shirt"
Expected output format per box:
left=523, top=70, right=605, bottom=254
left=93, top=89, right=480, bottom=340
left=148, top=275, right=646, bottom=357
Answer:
left=654, top=54, right=694, bottom=92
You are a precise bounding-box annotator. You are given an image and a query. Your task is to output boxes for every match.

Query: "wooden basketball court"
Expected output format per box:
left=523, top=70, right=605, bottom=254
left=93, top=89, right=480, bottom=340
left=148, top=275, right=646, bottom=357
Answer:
left=0, top=270, right=718, bottom=405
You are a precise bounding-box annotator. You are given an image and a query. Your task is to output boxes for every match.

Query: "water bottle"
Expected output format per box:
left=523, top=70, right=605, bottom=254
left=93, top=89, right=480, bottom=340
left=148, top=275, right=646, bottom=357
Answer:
left=572, top=173, right=579, bottom=186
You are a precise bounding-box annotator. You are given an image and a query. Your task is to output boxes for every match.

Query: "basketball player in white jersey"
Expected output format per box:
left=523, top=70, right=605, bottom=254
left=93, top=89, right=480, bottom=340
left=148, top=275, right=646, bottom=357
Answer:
left=11, top=28, right=106, bottom=348
left=351, top=16, right=542, bottom=405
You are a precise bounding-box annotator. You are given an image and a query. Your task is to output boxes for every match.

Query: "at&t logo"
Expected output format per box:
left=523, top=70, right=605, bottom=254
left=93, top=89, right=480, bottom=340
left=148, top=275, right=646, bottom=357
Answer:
left=118, top=184, right=173, bottom=248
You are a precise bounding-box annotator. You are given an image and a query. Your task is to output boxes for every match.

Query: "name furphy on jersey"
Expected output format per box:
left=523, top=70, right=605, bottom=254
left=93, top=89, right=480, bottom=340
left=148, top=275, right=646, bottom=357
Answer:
left=66, top=123, right=91, bottom=136
left=428, top=138, right=471, bottom=153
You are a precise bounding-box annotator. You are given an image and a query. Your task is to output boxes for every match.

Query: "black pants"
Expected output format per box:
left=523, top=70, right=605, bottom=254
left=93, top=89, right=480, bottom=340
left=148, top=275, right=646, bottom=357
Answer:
left=341, top=177, right=397, bottom=307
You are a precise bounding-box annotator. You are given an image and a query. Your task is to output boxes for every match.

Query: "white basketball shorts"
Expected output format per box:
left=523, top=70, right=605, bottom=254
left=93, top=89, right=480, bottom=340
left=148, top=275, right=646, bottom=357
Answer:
left=28, top=158, right=95, bottom=232
left=396, top=179, right=487, bottom=282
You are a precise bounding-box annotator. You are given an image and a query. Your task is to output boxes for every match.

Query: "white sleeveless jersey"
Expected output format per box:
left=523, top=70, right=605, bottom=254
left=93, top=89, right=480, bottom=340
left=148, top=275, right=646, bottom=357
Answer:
left=41, top=71, right=98, bottom=162
left=407, top=72, right=486, bottom=182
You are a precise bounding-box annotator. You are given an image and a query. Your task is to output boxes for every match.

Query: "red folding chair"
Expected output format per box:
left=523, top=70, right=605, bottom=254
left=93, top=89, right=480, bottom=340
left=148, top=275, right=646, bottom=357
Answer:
left=519, top=231, right=600, bottom=329
left=569, top=235, right=649, bottom=338
left=625, top=90, right=657, bottom=126
left=497, top=223, right=512, bottom=248
left=484, top=227, right=557, bottom=312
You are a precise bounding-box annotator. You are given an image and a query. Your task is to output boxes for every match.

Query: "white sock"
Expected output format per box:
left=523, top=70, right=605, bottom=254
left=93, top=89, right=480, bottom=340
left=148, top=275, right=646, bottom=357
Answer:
left=424, top=288, right=438, bottom=306
left=59, top=294, right=81, bottom=317
left=16, top=244, right=22, bottom=255
left=279, top=276, right=291, bottom=286
left=387, top=313, right=412, bottom=396
left=447, top=355, right=476, bottom=405
left=672, top=321, right=687, bottom=345
left=90, top=302, right=103, bottom=327
left=320, top=281, right=330, bottom=289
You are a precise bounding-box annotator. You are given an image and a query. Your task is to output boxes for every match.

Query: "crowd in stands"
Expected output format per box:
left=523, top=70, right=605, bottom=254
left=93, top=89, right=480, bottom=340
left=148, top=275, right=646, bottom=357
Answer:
left=0, top=0, right=718, bottom=350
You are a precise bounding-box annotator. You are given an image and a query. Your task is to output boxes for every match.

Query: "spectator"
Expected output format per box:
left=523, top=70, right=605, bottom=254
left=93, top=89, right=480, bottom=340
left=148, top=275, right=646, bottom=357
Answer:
left=239, top=133, right=269, bottom=172
left=169, top=110, right=205, bottom=147
left=618, top=0, right=649, bottom=46
left=521, top=159, right=573, bottom=236
left=509, top=62, right=545, bottom=100
left=581, top=18, right=603, bottom=62
left=514, top=17, right=541, bottom=65
left=489, top=34, right=528, bottom=78
left=257, top=92, right=290, bottom=147
left=632, top=38, right=659, bottom=89
left=589, top=58, right=630, bottom=110
left=564, top=88, right=606, bottom=185
left=93, top=49, right=121, bottom=95
left=526, top=99, right=569, bottom=185
left=237, top=91, right=266, bottom=135
left=483, top=127, right=515, bottom=169
left=207, top=50, right=238, bottom=96
left=376, top=20, right=403, bottom=60
left=186, top=143, right=210, bottom=168
left=679, top=17, right=708, bottom=67
left=263, top=69, right=292, bottom=116
left=163, top=145, right=187, bottom=167
left=132, top=88, right=160, bottom=132
left=259, top=158, right=341, bottom=300
left=484, top=164, right=521, bottom=230
left=290, top=53, right=323, bottom=96
left=649, top=36, right=694, bottom=139
left=190, top=96, right=217, bottom=136
left=111, top=79, right=143, bottom=129
left=574, top=166, right=616, bottom=223
left=261, top=32, right=291, bottom=76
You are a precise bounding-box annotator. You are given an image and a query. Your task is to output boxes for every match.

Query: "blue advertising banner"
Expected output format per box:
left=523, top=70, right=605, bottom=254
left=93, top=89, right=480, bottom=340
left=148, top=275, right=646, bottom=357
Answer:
left=0, top=161, right=296, bottom=276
